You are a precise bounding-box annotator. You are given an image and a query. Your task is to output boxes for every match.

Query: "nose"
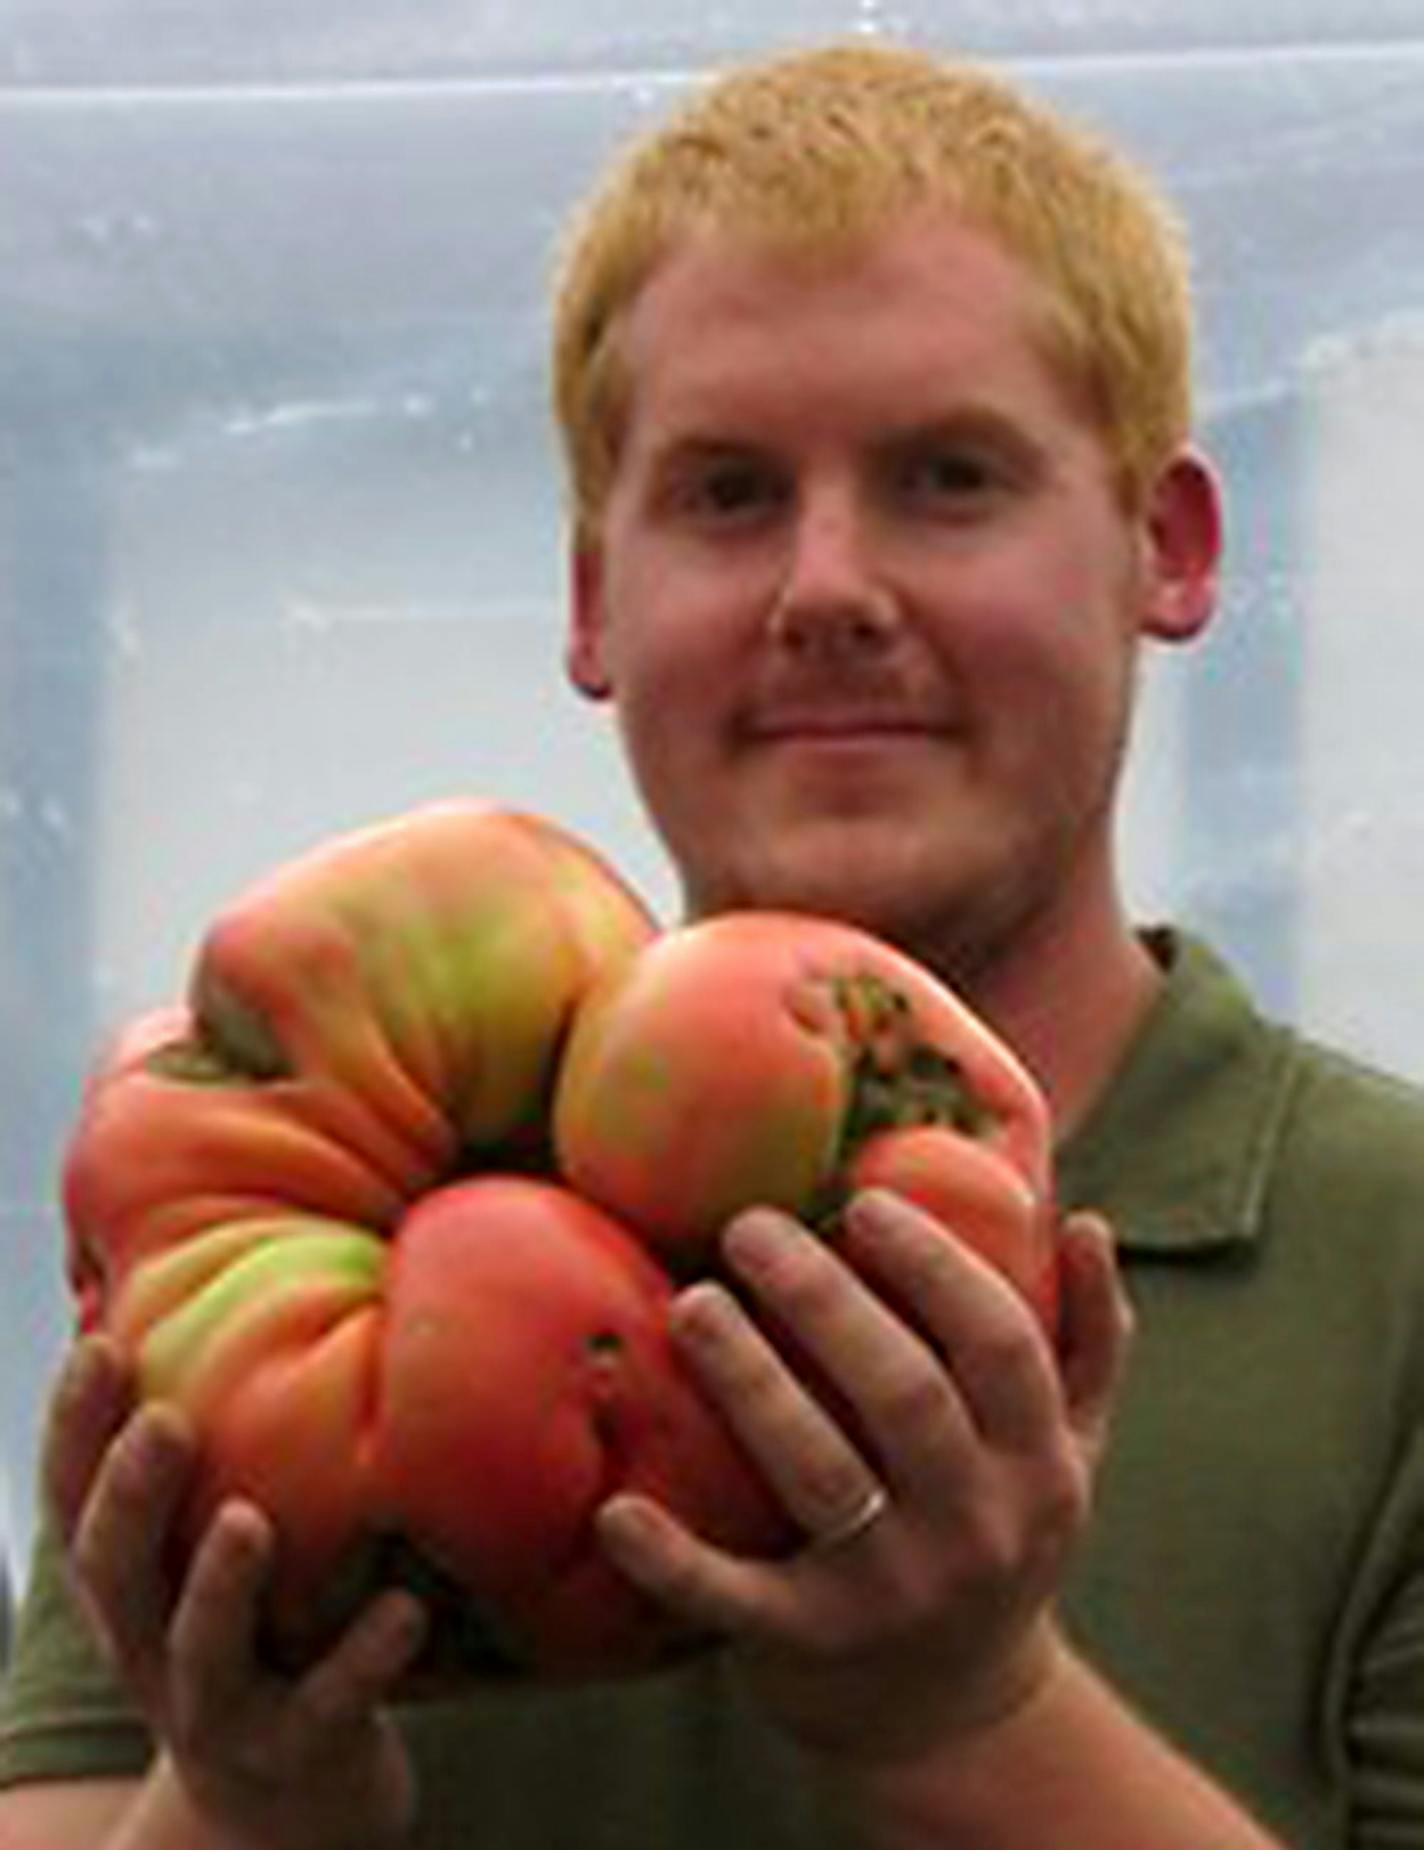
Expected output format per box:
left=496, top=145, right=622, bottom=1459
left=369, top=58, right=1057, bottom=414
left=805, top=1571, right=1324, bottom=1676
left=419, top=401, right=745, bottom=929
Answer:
left=768, top=480, right=899, bottom=656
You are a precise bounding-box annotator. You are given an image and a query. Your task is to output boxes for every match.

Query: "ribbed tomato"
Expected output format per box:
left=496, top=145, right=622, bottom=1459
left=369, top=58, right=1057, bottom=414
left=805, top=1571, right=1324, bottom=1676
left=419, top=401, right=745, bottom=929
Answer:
left=62, top=801, right=666, bottom=1677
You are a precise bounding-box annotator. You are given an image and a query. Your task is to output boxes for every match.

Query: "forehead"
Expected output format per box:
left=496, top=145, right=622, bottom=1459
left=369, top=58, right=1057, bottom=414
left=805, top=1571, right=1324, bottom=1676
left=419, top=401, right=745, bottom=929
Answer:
left=612, top=211, right=1079, bottom=446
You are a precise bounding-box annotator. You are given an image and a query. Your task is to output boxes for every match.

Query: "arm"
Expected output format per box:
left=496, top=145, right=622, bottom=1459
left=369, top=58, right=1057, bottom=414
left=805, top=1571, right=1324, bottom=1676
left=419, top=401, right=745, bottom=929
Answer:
left=0, top=1765, right=239, bottom=1850
left=598, top=1193, right=1280, bottom=1847
left=0, top=1338, right=425, bottom=1850
left=840, top=1645, right=1279, bottom=1849
left=0, top=1778, right=141, bottom=1848
left=0, top=1750, right=408, bottom=1850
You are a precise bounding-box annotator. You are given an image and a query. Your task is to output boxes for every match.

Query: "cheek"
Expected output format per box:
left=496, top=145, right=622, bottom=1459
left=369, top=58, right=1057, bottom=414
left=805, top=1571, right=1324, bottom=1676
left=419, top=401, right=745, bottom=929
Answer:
left=985, top=528, right=1139, bottom=674
left=948, top=571, right=1137, bottom=767
left=607, top=624, right=724, bottom=806
left=602, top=551, right=759, bottom=713
left=608, top=622, right=723, bottom=739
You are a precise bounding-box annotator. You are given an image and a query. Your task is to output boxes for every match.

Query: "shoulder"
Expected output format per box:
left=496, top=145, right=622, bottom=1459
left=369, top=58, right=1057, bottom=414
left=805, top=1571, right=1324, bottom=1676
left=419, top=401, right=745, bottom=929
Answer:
left=1062, top=931, right=1424, bottom=1271
left=1267, top=1025, right=1424, bottom=1222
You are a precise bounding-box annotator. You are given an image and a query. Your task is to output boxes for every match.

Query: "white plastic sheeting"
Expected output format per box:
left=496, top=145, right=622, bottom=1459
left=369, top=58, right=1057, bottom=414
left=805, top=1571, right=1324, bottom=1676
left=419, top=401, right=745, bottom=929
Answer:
left=3, top=4, right=1424, bottom=1580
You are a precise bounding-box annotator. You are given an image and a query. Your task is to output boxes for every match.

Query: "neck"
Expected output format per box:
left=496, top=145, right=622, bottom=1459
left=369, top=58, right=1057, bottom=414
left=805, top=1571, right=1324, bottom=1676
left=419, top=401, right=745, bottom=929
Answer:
left=938, top=892, right=1163, bottom=1145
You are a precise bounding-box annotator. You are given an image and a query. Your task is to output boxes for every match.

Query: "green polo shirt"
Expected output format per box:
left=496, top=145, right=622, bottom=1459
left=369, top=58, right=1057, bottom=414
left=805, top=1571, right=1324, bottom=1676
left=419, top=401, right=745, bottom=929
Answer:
left=1056, top=933, right=1424, bottom=1847
left=4, top=933, right=1424, bottom=1847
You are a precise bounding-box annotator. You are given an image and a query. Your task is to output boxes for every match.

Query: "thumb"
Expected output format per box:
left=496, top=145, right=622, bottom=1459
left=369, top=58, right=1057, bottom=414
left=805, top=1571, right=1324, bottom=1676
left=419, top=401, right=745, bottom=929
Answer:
left=1053, top=1211, right=1133, bottom=1467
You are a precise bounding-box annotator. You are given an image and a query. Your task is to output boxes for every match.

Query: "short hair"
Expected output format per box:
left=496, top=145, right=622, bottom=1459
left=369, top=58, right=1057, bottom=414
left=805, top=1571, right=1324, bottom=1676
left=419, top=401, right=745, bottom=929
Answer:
left=550, top=41, right=1195, bottom=526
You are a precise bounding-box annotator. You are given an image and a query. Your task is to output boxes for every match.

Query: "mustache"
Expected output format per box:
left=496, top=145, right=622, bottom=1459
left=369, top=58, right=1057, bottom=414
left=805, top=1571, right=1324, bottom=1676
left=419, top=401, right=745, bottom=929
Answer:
left=737, top=670, right=961, bottom=737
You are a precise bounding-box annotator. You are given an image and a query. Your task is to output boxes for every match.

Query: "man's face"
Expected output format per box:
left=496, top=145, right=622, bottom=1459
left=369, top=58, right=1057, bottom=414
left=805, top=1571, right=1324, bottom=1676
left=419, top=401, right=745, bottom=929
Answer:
left=568, top=212, right=1214, bottom=980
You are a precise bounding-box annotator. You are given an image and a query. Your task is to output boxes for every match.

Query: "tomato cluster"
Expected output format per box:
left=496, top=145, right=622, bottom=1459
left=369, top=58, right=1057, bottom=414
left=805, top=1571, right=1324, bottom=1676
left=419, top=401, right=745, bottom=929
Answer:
left=63, top=800, right=1056, bottom=1683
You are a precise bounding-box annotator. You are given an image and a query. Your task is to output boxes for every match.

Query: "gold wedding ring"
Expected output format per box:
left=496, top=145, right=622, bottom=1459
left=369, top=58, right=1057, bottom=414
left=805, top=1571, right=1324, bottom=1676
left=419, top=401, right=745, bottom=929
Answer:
left=811, top=1483, right=891, bottom=1552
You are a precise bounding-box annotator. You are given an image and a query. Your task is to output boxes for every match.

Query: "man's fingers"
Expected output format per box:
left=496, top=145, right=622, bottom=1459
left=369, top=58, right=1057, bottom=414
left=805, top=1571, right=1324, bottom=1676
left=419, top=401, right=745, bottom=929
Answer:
left=165, top=1500, right=275, bottom=1739
left=831, top=1189, right=1064, bottom=1454
left=293, top=1591, right=428, bottom=1742
left=70, top=1399, right=193, bottom=1677
left=43, top=1335, right=134, bottom=1541
left=167, top=1506, right=425, bottom=1750
left=1053, top=1211, right=1133, bottom=1460
left=597, top=1493, right=790, bottom=1642
left=670, top=1273, right=889, bottom=1541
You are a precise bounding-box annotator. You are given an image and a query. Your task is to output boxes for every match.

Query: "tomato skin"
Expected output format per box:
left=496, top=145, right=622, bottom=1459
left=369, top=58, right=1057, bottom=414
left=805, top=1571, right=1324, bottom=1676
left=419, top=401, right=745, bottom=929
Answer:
left=64, top=802, right=655, bottom=1321
left=102, top=1214, right=390, bottom=1658
left=554, top=917, right=851, bottom=1259
left=553, top=912, right=1056, bottom=1323
left=374, top=1176, right=791, bottom=1674
left=63, top=1006, right=411, bottom=1333
left=104, top=1173, right=790, bottom=1678
left=849, top=1126, right=1059, bottom=1334
left=189, top=800, right=656, bottom=1158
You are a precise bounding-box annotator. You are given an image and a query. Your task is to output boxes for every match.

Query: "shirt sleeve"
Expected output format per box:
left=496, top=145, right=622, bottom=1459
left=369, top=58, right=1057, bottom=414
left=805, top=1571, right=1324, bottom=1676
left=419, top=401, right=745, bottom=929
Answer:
left=1346, top=1428, right=1424, bottom=1847
left=0, top=1501, right=153, bottom=1787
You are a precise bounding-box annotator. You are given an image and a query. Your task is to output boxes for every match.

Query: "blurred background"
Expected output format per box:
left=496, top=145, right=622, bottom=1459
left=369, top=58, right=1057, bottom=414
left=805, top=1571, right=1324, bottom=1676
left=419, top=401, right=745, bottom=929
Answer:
left=3, top=0, right=1424, bottom=1595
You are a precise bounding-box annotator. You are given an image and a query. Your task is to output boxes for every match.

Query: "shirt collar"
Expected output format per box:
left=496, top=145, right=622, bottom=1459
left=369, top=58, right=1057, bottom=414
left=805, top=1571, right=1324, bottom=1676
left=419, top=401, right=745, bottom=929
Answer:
left=1054, top=930, right=1301, bottom=1255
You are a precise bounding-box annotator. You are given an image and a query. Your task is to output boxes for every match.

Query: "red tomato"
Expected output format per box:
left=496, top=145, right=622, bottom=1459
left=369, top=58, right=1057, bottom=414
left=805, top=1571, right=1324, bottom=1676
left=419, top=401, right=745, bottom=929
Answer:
left=374, top=1176, right=791, bottom=1674
left=849, top=1124, right=1058, bottom=1333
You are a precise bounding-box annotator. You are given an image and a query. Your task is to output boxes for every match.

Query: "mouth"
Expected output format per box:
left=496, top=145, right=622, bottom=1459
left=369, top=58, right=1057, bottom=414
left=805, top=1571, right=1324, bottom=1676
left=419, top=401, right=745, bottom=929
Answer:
left=741, top=711, right=953, bottom=744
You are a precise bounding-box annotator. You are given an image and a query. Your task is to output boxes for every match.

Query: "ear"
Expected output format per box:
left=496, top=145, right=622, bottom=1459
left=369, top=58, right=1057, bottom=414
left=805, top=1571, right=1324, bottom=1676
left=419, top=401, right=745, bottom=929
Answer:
left=566, top=540, right=613, bottom=700
left=1138, top=446, right=1224, bottom=644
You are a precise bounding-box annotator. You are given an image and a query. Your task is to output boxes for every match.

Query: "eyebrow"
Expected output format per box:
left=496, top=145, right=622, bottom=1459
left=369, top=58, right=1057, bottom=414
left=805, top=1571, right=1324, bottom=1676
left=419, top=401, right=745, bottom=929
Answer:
left=634, top=395, right=1064, bottom=500
left=642, top=434, right=780, bottom=486
left=875, top=406, right=1052, bottom=465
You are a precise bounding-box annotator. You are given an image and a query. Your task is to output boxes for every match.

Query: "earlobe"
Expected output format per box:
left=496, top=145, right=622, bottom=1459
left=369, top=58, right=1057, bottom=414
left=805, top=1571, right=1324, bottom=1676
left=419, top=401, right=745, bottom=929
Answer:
left=1141, top=447, right=1224, bottom=644
left=567, top=543, right=614, bottom=700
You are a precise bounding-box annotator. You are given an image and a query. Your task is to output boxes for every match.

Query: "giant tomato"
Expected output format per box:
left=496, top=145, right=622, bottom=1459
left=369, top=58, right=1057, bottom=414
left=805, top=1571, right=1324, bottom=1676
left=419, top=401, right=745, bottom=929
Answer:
left=62, top=807, right=1060, bottom=1688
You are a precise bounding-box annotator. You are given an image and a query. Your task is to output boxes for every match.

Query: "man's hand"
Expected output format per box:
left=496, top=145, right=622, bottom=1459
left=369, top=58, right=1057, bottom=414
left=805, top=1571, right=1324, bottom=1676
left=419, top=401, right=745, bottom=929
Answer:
left=595, top=1191, right=1129, bottom=1763
left=44, top=1336, right=427, bottom=1850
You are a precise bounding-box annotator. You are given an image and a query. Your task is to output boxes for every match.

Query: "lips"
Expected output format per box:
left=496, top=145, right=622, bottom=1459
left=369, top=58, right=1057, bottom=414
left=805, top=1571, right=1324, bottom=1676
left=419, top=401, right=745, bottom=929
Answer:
left=753, top=714, right=939, bottom=737
left=740, top=705, right=955, bottom=743
left=739, top=671, right=959, bottom=744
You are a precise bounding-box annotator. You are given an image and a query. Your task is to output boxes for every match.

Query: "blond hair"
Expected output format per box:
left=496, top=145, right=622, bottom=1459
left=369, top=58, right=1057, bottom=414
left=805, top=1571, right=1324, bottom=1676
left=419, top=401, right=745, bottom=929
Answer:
left=551, top=42, right=1194, bottom=525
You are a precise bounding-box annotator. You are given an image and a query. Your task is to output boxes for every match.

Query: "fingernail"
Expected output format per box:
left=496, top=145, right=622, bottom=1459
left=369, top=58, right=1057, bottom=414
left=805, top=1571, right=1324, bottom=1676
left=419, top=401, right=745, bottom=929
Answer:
left=596, top=1493, right=666, bottom=1566
left=842, top=1187, right=902, bottom=1234
left=122, top=1404, right=192, bottom=1484
left=723, top=1208, right=802, bottom=1275
left=670, top=1280, right=742, bottom=1349
left=61, top=1334, right=122, bottom=1405
left=380, top=1590, right=428, bottom=1658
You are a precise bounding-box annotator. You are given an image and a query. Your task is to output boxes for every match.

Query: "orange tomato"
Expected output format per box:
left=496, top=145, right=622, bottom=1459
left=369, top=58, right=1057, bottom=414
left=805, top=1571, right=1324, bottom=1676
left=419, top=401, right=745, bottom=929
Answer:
left=553, top=911, right=1057, bottom=1328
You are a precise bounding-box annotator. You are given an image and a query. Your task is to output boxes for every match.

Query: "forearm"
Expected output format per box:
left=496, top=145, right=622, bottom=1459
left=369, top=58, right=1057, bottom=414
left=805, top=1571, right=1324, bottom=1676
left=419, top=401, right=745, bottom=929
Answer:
left=106, top=1755, right=287, bottom=1850
left=100, top=1757, right=235, bottom=1850
left=838, top=1645, right=1282, bottom=1850
left=99, top=1753, right=408, bottom=1850
left=0, top=1764, right=237, bottom=1850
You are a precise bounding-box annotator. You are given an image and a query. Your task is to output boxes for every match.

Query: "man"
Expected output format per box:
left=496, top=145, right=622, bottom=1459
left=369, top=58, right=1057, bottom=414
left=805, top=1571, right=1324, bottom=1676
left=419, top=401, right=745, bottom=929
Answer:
left=3, top=40, right=1423, bottom=1848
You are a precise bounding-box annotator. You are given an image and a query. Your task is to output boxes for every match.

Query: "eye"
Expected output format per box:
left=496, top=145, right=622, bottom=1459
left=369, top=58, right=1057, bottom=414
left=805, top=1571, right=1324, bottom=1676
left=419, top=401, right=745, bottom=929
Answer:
left=666, top=451, right=788, bottom=527
left=895, top=444, right=1002, bottom=507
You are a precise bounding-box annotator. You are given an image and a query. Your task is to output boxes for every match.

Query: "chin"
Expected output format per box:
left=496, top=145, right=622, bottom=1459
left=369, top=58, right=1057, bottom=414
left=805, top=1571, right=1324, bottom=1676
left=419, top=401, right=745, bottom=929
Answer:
left=688, top=831, right=951, bottom=945
left=681, top=819, right=1045, bottom=991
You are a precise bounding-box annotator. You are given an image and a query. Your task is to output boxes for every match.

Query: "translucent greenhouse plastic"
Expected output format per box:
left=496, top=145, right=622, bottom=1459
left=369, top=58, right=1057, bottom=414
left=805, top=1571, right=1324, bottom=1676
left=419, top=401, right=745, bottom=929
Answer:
left=3, top=1, right=1424, bottom=1578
